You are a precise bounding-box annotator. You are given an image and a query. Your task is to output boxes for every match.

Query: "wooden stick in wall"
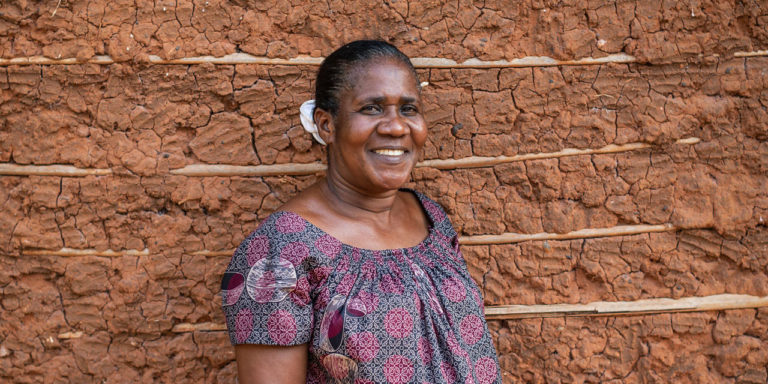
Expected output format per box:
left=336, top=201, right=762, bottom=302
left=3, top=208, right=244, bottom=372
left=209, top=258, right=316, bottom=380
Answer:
left=1, top=53, right=636, bottom=67
left=0, top=137, right=701, bottom=177
left=169, top=162, right=327, bottom=177
left=55, top=293, right=768, bottom=338
left=169, top=137, right=700, bottom=177
left=484, top=294, right=768, bottom=319
left=157, top=294, right=768, bottom=335
left=2, top=50, right=766, bottom=67
left=459, top=223, right=680, bottom=245
left=20, top=221, right=705, bottom=258
left=0, top=164, right=112, bottom=176
left=24, top=248, right=149, bottom=257
left=419, top=137, right=699, bottom=170
left=734, top=50, right=768, bottom=58
left=0, top=135, right=701, bottom=180
left=171, top=322, right=228, bottom=333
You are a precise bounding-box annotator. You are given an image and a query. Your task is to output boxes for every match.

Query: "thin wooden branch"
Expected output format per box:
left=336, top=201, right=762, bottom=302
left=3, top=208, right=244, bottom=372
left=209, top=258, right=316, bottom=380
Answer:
left=0, top=55, right=115, bottom=66
left=1, top=52, right=635, bottom=67
left=484, top=294, right=768, bottom=319
left=169, top=137, right=699, bottom=177
left=22, top=247, right=231, bottom=257
left=191, top=250, right=236, bottom=256
left=24, top=248, right=149, bottom=257
left=734, top=50, right=768, bottom=58
left=419, top=137, right=699, bottom=170
left=57, top=331, right=84, bottom=339
left=51, top=0, right=63, bottom=17
left=0, top=136, right=700, bottom=177
left=0, top=164, right=112, bottom=176
left=146, top=53, right=323, bottom=65
left=169, top=162, right=327, bottom=177
left=1, top=50, right=763, bottom=67
left=412, top=53, right=637, bottom=68
left=184, top=223, right=699, bottom=257
left=459, top=224, right=680, bottom=245
left=171, top=322, right=228, bottom=333
left=20, top=223, right=700, bottom=260
left=12, top=223, right=700, bottom=262
left=56, top=293, right=768, bottom=338
left=160, top=294, right=768, bottom=335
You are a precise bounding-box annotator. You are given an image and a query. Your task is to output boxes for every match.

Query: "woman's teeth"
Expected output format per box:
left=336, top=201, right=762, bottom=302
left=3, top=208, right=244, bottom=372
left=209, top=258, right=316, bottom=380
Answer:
left=373, top=149, right=405, bottom=156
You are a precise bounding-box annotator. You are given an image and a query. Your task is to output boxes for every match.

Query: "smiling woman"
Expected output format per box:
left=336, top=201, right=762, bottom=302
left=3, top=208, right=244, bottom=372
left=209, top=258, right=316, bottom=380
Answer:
left=221, top=40, right=501, bottom=384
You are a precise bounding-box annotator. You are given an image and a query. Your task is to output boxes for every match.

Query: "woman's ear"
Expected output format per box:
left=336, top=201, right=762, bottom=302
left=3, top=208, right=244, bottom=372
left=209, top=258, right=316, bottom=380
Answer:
left=314, top=108, right=335, bottom=145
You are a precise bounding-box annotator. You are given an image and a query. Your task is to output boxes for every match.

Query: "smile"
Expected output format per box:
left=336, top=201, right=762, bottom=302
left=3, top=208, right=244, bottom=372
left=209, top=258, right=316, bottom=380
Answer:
left=372, top=149, right=406, bottom=156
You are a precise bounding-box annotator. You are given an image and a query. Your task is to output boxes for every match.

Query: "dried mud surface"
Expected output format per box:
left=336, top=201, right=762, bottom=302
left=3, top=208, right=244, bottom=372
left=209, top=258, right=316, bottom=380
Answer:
left=0, top=0, right=767, bottom=63
left=489, top=309, right=768, bottom=383
left=1, top=59, right=768, bottom=169
left=1, top=1, right=768, bottom=383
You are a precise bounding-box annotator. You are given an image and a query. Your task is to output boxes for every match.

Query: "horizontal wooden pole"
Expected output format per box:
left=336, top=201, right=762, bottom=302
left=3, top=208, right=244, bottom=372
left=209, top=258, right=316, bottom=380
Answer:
left=0, top=137, right=701, bottom=177
left=0, top=164, right=112, bottom=176
left=21, top=222, right=701, bottom=259
left=170, top=137, right=700, bottom=177
left=412, top=53, right=637, bottom=68
left=171, top=322, right=228, bottom=333
left=169, top=162, right=326, bottom=177
left=96, top=293, right=760, bottom=337
left=23, top=247, right=149, bottom=257
left=182, top=223, right=700, bottom=257
left=459, top=224, right=692, bottom=245
left=0, top=140, right=701, bottom=182
left=734, top=50, right=768, bottom=58
left=57, top=331, right=84, bottom=339
left=420, top=137, right=699, bottom=170
left=191, top=250, right=236, bottom=256
left=485, top=294, right=768, bottom=319
left=55, top=292, right=768, bottom=338
left=3, top=50, right=767, bottom=68
left=1, top=52, right=637, bottom=68
left=147, top=53, right=323, bottom=66
left=0, top=137, right=699, bottom=177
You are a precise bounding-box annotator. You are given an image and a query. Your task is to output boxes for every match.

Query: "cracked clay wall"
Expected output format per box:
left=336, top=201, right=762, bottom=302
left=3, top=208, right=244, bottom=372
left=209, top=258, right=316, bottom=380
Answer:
left=1, top=0, right=768, bottom=383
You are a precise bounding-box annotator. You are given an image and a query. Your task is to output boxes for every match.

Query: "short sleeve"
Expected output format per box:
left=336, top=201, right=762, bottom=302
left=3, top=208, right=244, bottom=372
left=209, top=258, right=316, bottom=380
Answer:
left=414, top=191, right=465, bottom=263
left=416, top=191, right=458, bottom=238
left=220, top=219, right=314, bottom=346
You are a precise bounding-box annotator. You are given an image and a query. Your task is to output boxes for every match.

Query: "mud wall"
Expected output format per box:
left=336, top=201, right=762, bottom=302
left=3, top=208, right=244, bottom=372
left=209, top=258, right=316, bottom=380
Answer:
left=1, top=0, right=767, bottom=383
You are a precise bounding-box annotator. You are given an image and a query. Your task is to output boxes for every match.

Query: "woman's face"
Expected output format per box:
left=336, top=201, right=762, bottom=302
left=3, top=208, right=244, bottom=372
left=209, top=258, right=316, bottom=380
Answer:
left=324, top=59, right=427, bottom=193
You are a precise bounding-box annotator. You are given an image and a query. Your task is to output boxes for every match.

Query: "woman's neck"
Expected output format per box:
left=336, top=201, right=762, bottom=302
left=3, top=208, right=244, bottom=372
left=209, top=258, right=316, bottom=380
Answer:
left=321, top=175, right=399, bottom=217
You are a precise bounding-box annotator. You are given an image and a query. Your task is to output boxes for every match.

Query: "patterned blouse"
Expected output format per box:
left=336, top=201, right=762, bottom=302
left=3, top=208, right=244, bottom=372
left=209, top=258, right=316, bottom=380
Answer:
left=221, top=190, right=501, bottom=383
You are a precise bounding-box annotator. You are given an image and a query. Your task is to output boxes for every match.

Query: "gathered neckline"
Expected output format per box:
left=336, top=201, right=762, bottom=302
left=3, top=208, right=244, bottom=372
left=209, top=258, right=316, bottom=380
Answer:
left=274, top=188, right=438, bottom=253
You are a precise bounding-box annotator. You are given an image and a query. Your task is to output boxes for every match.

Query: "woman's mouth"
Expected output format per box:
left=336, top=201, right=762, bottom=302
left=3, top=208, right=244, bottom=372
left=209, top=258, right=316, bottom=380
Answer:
left=372, top=149, right=406, bottom=156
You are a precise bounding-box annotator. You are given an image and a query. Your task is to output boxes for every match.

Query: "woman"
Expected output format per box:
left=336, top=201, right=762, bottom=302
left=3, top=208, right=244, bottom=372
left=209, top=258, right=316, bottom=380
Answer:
left=221, top=40, right=501, bottom=384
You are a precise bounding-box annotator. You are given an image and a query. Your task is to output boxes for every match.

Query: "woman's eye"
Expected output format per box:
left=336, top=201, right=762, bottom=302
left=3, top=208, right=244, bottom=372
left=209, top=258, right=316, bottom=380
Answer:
left=401, top=105, right=419, bottom=115
left=361, top=105, right=381, bottom=114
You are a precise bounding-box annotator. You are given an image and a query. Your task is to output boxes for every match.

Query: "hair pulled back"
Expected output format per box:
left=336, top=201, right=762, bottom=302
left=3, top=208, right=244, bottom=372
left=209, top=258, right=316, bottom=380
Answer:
left=314, top=40, right=417, bottom=116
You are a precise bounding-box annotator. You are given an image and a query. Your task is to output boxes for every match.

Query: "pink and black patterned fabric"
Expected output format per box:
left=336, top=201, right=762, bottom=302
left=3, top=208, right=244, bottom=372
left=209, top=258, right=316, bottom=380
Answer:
left=221, top=190, right=501, bottom=383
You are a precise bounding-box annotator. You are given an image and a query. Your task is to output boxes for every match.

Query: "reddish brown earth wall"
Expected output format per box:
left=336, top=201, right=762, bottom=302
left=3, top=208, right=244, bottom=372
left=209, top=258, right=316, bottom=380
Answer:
left=1, top=0, right=767, bottom=383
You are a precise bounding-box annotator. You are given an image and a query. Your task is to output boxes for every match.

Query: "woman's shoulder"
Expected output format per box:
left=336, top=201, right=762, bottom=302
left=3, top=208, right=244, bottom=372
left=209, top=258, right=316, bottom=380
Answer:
left=401, top=188, right=453, bottom=229
left=239, top=210, right=318, bottom=248
left=230, top=211, right=315, bottom=264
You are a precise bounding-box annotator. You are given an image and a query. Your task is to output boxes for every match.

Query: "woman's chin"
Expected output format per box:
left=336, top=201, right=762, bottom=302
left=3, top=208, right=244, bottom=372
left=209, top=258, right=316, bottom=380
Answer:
left=367, top=173, right=412, bottom=192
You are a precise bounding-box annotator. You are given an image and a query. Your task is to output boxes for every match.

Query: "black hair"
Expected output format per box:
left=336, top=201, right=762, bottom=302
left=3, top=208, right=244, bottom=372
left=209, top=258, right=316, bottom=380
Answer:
left=314, top=40, right=418, bottom=116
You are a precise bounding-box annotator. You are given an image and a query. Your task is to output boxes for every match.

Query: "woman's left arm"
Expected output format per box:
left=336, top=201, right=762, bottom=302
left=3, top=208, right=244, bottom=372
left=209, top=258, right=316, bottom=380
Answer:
left=234, top=343, right=309, bottom=384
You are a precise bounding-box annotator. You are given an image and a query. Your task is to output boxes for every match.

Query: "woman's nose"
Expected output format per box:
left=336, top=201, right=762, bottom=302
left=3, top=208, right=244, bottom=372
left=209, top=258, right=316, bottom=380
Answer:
left=378, top=109, right=408, bottom=136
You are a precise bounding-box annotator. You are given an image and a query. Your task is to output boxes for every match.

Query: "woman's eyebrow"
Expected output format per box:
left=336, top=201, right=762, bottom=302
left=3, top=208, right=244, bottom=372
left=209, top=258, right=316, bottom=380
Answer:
left=358, top=95, right=419, bottom=104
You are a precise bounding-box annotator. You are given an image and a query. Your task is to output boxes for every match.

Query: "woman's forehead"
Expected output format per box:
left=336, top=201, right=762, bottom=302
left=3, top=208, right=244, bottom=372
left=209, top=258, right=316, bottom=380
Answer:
left=343, top=59, right=420, bottom=101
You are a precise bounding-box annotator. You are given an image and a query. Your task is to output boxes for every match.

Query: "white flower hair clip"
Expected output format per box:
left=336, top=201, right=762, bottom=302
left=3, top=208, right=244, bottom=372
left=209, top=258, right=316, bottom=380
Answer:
left=299, top=100, right=326, bottom=145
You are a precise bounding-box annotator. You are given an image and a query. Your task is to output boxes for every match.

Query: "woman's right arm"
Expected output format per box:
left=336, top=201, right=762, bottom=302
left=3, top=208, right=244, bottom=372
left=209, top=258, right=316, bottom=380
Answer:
left=235, top=343, right=309, bottom=384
